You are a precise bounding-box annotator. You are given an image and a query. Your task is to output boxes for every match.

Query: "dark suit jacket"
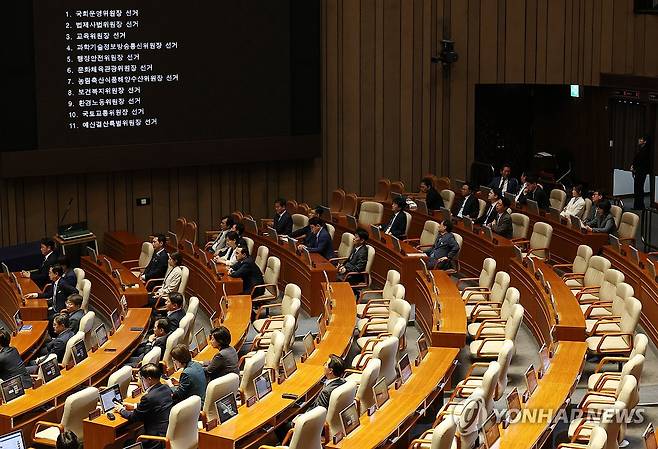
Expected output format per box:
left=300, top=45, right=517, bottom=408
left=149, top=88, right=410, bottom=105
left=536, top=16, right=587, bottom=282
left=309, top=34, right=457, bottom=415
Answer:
left=306, top=228, right=334, bottom=260
left=166, top=309, right=186, bottom=333
left=425, top=187, right=443, bottom=211
left=519, top=187, right=550, bottom=210
left=273, top=212, right=293, bottom=236
left=62, top=270, right=77, bottom=288
left=313, top=377, right=346, bottom=409
left=45, top=328, right=75, bottom=363
left=455, top=195, right=479, bottom=219
left=380, top=212, right=407, bottom=239
left=38, top=280, right=78, bottom=313
left=426, top=232, right=460, bottom=269
left=230, top=258, right=265, bottom=296
left=475, top=204, right=496, bottom=225
left=490, top=212, right=513, bottom=239
left=586, top=213, right=617, bottom=234
left=205, top=346, right=240, bottom=381
left=120, top=382, right=173, bottom=449
left=0, top=346, right=33, bottom=389
left=172, top=361, right=206, bottom=405
left=67, top=309, right=85, bottom=333
left=31, top=252, right=58, bottom=289
left=489, top=176, right=520, bottom=194
left=343, top=245, right=368, bottom=273
left=143, top=249, right=169, bottom=281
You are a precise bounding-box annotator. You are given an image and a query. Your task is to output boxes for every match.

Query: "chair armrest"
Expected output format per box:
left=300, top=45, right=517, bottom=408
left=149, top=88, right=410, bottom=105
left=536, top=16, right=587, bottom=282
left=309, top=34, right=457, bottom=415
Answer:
left=595, top=333, right=633, bottom=354
left=32, top=421, right=64, bottom=440
left=575, top=287, right=600, bottom=301
left=358, top=319, right=388, bottom=338
left=361, top=336, right=386, bottom=353
left=121, top=258, right=140, bottom=266
left=619, top=237, right=636, bottom=246
left=250, top=283, right=279, bottom=298
left=403, top=238, right=420, bottom=245
left=525, top=247, right=550, bottom=261
left=511, top=238, right=529, bottom=244
left=409, top=439, right=433, bottom=449
left=463, top=362, right=490, bottom=379
left=582, top=302, right=612, bottom=319
left=329, top=256, right=349, bottom=264
left=470, top=302, right=502, bottom=321
left=144, top=277, right=165, bottom=289
left=463, top=290, right=491, bottom=302
left=358, top=289, right=384, bottom=301
left=594, top=356, right=629, bottom=373
left=592, top=373, right=622, bottom=392
left=474, top=321, right=505, bottom=340
left=475, top=337, right=505, bottom=357
left=557, top=444, right=589, bottom=449
left=138, top=435, right=170, bottom=449
left=562, top=273, right=585, bottom=281
left=590, top=317, right=621, bottom=336
left=456, top=277, right=480, bottom=289
left=552, top=263, right=574, bottom=271
left=344, top=271, right=371, bottom=289
left=254, top=303, right=283, bottom=319
left=342, top=368, right=363, bottom=376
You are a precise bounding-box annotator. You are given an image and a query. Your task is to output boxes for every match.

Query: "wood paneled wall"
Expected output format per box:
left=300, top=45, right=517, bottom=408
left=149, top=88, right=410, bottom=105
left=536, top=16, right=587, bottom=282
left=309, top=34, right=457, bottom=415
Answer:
left=2, top=0, right=658, bottom=247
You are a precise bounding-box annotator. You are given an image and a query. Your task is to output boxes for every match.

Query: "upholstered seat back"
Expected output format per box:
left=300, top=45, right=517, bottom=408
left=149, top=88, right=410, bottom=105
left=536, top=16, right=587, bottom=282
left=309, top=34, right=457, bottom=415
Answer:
left=480, top=361, right=501, bottom=413
left=495, top=340, right=515, bottom=400
left=264, top=330, right=286, bottom=372
left=618, top=212, right=639, bottom=240
left=292, top=214, right=309, bottom=233
left=490, top=271, right=510, bottom=303
left=610, top=205, right=623, bottom=228
left=337, top=233, right=355, bottom=259
left=381, top=270, right=401, bottom=299
left=203, top=373, right=240, bottom=422
left=61, top=386, right=99, bottom=440
left=326, top=381, right=357, bottom=436
left=573, top=245, right=594, bottom=274
left=163, top=328, right=185, bottom=369
left=549, top=189, right=567, bottom=210
left=478, top=258, right=497, bottom=289
left=358, top=201, right=384, bottom=227
left=166, top=395, right=202, bottom=449
left=107, top=366, right=133, bottom=399
left=355, top=359, right=381, bottom=414
left=583, top=256, right=611, bottom=287
left=373, top=336, right=398, bottom=386
left=504, top=305, right=524, bottom=340
left=62, top=331, right=85, bottom=367
left=80, top=279, right=92, bottom=313
left=80, top=311, right=96, bottom=349
left=598, top=269, right=625, bottom=302
left=500, top=288, right=520, bottom=320
left=430, top=418, right=457, bottom=449
left=73, top=268, right=86, bottom=292
left=477, top=199, right=487, bottom=219
left=288, top=406, right=327, bottom=449
left=529, top=222, right=553, bottom=259
left=511, top=213, right=530, bottom=240
left=240, top=351, right=265, bottom=399
left=138, top=242, right=154, bottom=268
left=255, top=246, right=269, bottom=274
left=420, top=221, right=440, bottom=247
left=440, top=190, right=455, bottom=210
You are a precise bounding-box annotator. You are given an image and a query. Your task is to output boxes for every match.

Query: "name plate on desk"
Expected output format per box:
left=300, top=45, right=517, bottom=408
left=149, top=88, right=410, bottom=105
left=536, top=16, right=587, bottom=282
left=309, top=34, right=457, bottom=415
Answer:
left=89, top=408, right=101, bottom=420
left=332, top=431, right=344, bottom=444
left=205, top=418, right=218, bottom=431
left=131, top=386, right=142, bottom=398
left=246, top=395, right=257, bottom=407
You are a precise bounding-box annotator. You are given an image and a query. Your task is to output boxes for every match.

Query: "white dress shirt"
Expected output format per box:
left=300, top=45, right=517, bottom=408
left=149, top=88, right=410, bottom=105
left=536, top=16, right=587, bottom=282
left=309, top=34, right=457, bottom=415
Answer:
left=560, top=196, right=585, bottom=219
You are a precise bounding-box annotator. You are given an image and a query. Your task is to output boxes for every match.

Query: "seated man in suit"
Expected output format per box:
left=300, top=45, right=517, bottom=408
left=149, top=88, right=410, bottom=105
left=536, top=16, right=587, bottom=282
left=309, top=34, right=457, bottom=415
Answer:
left=489, top=163, right=519, bottom=194
left=425, top=219, right=460, bottom=270
left=24, top=265, right=79, bottom=315
left=63, top=294, right=84, bottom=333
left=28, top=314, right=74, bottom=373
left=313, top=354, right=347, bottom=408
left=149, top=252, right=183, bottom=306
left=488, top=198, right=513, bottom=239
left=205, top=216, right=234, bottom=254
left=585, top=200, right=617, bottom=234
left=454, top=182, right=479, bottom=219
left=130, top=318, right=169, bottom=366
left=229, top=247, right=265, bottom=297
left=514, top=172, right=529, bottom=202
left=518, top=176, right=550, bottom=210
left=586, top=189, right=604, bottom=222
left=336, top=228, right=369, bottom=284
left=560, top=184, right=586, bottom=219
left=0, top=329, right=33, bottom=388
left=419, top=177, right=443, bottom=211
left=116, top=363, right=173, bottom=449
left=167, top=344, right=207, bottom=405
left=272, top=198, right=293, bottom=236
left=161, top=293, right=185, bottom=333
left=297, top=217, right=334, bottom=260
left=213, top=231, right=242, bottom=267
left=476, top=188, right=501, bottom=225
left=58, top=256, right=77, bottom=288
left=141, top=234, right=169, bottom=288
left=291, top=206, right=324, bottom=245
left=21, top=238, right=58, bottom=289
left=380, top=196, right=408, bottom=239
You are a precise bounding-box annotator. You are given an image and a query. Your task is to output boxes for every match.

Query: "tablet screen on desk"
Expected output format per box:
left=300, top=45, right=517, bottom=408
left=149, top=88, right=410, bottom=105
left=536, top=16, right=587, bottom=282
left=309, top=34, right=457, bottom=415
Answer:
left=1, top=376, right=25, bottom=403
left=346, top=215, right=357, bottom=230
left=124, top=442, right=143, bottom=449
left=0, top=429, right=26, bottom=449
left=440, top=208, right=452, bottom=223
left=482, top=412, right=500, bottom=448
left=282, top=351, right=297, bottom=379
left=372, top=378, right=389, bottom=409
left=340, top=402, right=360, bottom=436
left=195, top=328, right=208, bottom=352
left=99, top=384, right=122, bottom=413
left=95, top=324, right=109, bottom=348
left=390, top=236, right=402, bottom=253
left=506, top=387, right=521, bottom=421
left=103, top=257, right=114, bottom=274
left=110, top=309, right=121, bottom=332
left=243, top=218, right=258, bottom=235
left=417, top=334, right=429, bottom=361
left=527, top=199, right=539, bottom=215
left=369, top=225, right=381, bottom=241
left=303, top=332, right=315, bottom=357
left=39, top=357, right=61, bottom=383
left=570, top=215, right=584, bottom=231
left=72, top=340, right=88, bottom=365
left=266, top=226, right=278, bottom=243
left=397, top=353, right=412, bottom=384
left=13, top=311, right=23, bottom=332
left=524, top=365, right=538, bottom=397
left=317, top=315, right=327, bottom=339
left=87, top=247, right=98, bottom=264
left=215, top=392, right=238, bottom=423
left=254, top=371, right=272, bottom=400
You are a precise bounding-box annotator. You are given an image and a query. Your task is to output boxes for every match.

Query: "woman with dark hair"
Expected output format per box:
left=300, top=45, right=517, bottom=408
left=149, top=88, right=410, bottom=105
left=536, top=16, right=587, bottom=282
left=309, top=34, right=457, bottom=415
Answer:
left=631, top=135, right=652, bottom=210
left=150, top=251, right=183, bottom=305
left=204, top=326, right=239, bottom=381
left=585, top=200, right=616, bottom=234
left=169, top=343, right=206, bottom=404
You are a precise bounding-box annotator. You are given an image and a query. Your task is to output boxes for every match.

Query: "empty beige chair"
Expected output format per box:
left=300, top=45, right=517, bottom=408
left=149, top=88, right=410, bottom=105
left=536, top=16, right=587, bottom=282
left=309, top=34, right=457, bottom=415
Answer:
left=79, top=311, right=95, bottom=349
left=553, top=244, right=593, bottom=279
left=435, top=388, right=486, bottom=449
left=325, top=223, right=335, bottom=240
left=578, top=374, right=638, bottom=413
left=358, top=201, right=384, bottom=227
left=253, top=283, right=302, bottom=332
left=356, top=298, right=410, bottom=348
left=358, top=269, right=400, bottom=308
left=458, top=257, right=496, bottom=295
left=202, top=373, right=240, bottom=424
left=456, top=340, right=514, bottom=400
left=35, top=354, right=58, bottom=383
left=565, top=255, right=611, bottom=289
left=255, top=246, right=270, bottom=274
left=142, top=346, right=162, bottom=367
left=586, top=296, right=642, bottom=342
left=561, top=426, right=608, bottom=449
left=351, top=336, right=398, bottom=387
left=583, top=282, right=633, bottom=329
left=61, top=331, right=85, bottom=367
left=239, top=351, right=265, bottom=401
left=586, top=299, right=641, bottom=357
left=470, top=304, right=523, bottom=359
left=440, top=189, right=455, bottom=210
left=178, top=312, right=195, bottom=346
left=450, top=361, right=499, bottom=417
left=617, top=212, right=639, bottom=245
left=330, top=232, right=355, bottom=262
left=243, top=236, right=255, bottom=255
left=107, top=365, right=133, bottom=399
left=357, top=283, right=405, bottom=319
left=251, top=315, right=295, bottom=352
left=291, top=213, right=309, bottom=233
left=187, top=296, right=199, bottom=317
left=138, top=395, right=202, bottom=449
left=80, top=279, right=92, bottom=313
left=468, top=290, right=520, bottom=338
left=477, top=199, right=487, bottom=219
left=578, top=268, right=625, bottom=308
left=583, top=198, right=593, bottom=221
left=468, top=286, right=519, bottom=328
left=343, top=244, right=376, bottom=290
left=262, top=330, right=286, bottom=380
left=610, top=205, right=622, bottom=229
left=511, top=213, right=530, bottom=240
left=449, top=233, right=463, bottom=274
left=517, top=221, right=553, bottom=260
left=587, top=353, right=644, bottom=394
left=260, top=406, right=327, bottom=449
left=325, top=381, right=358, bottom=437
left=550, top=189, right=567, bottom=210
left=73, top=268, right=85, bottom=292
left=163, top=328, right=185, bottom=372
left=124, top=241, right=154, bottom=276
left=409, top=417, right=457, bottom=449
left=463, top=271, right=510, bottom=317
left=404, top=220, right=440, bottom=251
left=252, top=256, right=281, bottom=303
left=354, top=358, right=381, bottom=414
left=588, top=334, right=648, bottom=388
left=32, top=386, right=99, bottom=444
left=568, top=404, right=622, bottom=449
left=402, top=210, right=412, bottom=237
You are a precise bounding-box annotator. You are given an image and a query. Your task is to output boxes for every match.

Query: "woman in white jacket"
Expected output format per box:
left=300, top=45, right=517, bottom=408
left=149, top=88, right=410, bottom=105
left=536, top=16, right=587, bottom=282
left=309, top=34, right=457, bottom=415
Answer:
left=560, top=184, right=586, bottom=219
left=151, top=251, right=183, bottom=303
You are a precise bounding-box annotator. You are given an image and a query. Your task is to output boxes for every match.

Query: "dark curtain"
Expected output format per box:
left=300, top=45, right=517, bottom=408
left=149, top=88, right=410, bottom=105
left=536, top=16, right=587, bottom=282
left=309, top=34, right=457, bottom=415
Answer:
left=609, top=99, right=647, bottom=169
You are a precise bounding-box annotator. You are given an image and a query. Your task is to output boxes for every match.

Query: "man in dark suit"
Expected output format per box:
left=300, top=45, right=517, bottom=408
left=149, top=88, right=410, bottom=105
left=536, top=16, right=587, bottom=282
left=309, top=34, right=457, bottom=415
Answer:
left=337, top=228, right=369, bottom=284
left=25, top=265, right=79, bottom=333
left=0, top=330, right=33, bottom=388
left=117, top=363, right=173, bottom=449
left=489, top=163, right=520, bottom=195
left=130, top=318, right=169, bottom=366
left=489, top=198, right=513, bottom=239
left=425, top=220, right=460, bottom=270
left=272, top=198, right=293, bottom=236
left=380, top=196, right=408, bottom=239
left=298, top=217, right=334, bottom=260
left=58, top=256, right=77, bottom=288
left=229, top=247, right=265, bottom=296
left=141, top=234, right=169, bottom=288
left=518, top=176, right=550, bottom=210
left=161, top=292, right=186, bottom=333
left=476, top=188, right=501, bottom=225
left=454, top=183, right=479, bottom=219
left=21, top=238, right=58, bottom=289
left=419, top=177, right=443, bottom=211
left=64, top=294, right=84, bottom=333
left=291, top=207, right=323, bottom=245
left=313, top=355, right=347, bottom=408
left=28, top=314, right=74, bottom=371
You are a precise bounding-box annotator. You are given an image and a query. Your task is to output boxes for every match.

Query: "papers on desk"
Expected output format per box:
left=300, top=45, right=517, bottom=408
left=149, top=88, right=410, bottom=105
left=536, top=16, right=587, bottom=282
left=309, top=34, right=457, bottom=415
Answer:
left=19, top=325, right=33, bottom=332
left=405, top=252, right=427, bottom=257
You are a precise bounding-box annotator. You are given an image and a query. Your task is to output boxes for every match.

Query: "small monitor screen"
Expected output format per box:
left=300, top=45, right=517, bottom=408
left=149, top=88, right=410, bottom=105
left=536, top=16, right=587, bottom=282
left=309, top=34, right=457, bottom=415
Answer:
left=397, top=353, right=412, bottom=384
left=644, top=424, right=657, bottom=449
left=370, top=225, right=381, bottom=241
left=390, top=236, right=401, bottom=253
left=124, top=444, right=143, bottom=449
left=103, top=257, right=113, bottom=274
left=417, top=334, right=429, bottom=360
left=215, top=392, right=238, bottom=423
left=527, top=199, right=539, bottom=214
left=630, top=246, right=640, bottom=265
left=110, top=309, right=121, bottom=332
left=87, top=247, right=98, bottom=264
left=267, top=226, right=279, bottom=242
left=525, top=366, right=538, bottom=397
left=538, top=344, right=550, bottom=373
left=167, top=231, right=179, bottom=248
left=13, top=311, right=23, bottom=331
left=1, top=376, right=25, bottom=403
left=317, top=315, right=327, bottom=339
left=99, top=384, right=122, bottom=413
left=440, top=207, right=452, bottom=223
left=95, top=325, right=109, bottom=348
left=339, top=402, right=360, bottom=436
left=0, top=430, right=26, bottom=449
left=38, top=358, right=61, bottom=383
left=72, top=340, right=88, bottom=365
left=346, top=215, right=357, bottom=230
left=303, top=332, right=315, bottom=357
left=195, top=329, right=208, bottom=352
left=254, top=371, right=272, bottom=400
left=282, top=351, right=297, bottom=378
left=506, top=388, right=522, bottom=421
left=372, top=378, right=389, bottom=409
left=10, top=273, right=18, bottom=289
left=482, top=413, right=500, bottom=448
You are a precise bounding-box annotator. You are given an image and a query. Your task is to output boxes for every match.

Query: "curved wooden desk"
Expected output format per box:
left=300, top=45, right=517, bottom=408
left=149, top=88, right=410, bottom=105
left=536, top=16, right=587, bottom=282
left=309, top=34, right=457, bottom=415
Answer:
left=13, top=322, right=49, bottom=360
left=0, top=274, right=47, bottom=322
left=81, top=256, right=148, bottom=312
left=415, top=270, right=467, bottom=348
